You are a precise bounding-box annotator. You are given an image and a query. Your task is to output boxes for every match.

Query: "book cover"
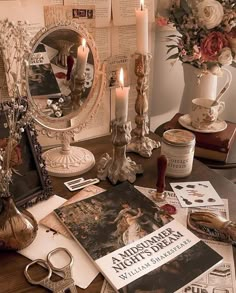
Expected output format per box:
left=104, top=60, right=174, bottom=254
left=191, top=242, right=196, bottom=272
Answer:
left=54, top=182, right=222, bottom=293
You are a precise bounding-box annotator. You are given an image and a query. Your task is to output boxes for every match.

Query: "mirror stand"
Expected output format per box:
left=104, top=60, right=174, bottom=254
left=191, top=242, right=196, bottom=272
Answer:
left=25, top=22, right=107, bottom=178
left=42, top=132, right=95, bottom=177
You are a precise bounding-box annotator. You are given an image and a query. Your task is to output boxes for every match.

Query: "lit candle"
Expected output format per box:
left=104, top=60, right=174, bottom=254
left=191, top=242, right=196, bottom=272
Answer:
left=115, top=68, right=130, bottom=122
left=135, top=0, right=148, bottom=54
left=76, top=38, right=89, bottom=77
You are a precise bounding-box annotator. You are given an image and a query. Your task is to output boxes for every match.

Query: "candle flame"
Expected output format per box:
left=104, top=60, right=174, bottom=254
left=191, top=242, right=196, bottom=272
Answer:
left=140, top=0, right=144, bottom=10
left=119, top=68, right=124, bottom=88
left=82, top=38, right=86, bottom=50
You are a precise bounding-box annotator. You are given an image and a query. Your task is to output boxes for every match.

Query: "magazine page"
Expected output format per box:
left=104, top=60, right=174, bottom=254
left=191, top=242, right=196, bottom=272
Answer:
left=64, top=0, right=112, bottom=28
left=191, top=242, right=236, bottom=293
left=111, top=0, right=155, bottom=26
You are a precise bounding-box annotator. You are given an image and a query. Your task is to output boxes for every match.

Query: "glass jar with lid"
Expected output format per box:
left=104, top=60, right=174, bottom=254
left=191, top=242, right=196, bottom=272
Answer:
left=161, top=129, right=196, bottom=178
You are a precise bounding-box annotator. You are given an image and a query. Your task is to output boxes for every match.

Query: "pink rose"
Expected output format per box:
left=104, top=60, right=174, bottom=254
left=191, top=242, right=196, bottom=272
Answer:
left=156, top=16, right=168, bottom=27
left=200, top=32, right=229, bottom=62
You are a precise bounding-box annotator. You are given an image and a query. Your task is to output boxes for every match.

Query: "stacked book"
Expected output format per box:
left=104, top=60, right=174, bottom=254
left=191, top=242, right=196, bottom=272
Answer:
left=163, top=113, right=236, bottom=163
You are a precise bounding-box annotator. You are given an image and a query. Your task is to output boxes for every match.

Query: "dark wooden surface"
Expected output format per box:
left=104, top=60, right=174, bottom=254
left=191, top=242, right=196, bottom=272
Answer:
left=1, top=133, right=236, bottom=292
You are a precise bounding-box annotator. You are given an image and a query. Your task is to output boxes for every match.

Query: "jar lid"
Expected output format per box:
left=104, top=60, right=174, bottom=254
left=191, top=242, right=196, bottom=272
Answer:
left=163, top=129, right=195, bottom=146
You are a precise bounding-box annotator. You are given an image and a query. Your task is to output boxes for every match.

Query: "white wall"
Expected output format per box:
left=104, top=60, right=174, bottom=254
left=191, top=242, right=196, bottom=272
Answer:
left=150, top=29, right=236, bottom=132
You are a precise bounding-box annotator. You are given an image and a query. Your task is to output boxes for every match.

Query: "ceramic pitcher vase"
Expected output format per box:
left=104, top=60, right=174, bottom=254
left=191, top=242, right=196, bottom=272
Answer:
left=179, top=63, right=232, bottom=114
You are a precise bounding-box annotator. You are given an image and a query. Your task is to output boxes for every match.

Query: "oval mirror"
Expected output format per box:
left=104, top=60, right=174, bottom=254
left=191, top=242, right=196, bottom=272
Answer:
left=26, top=22, right=106, bottom=177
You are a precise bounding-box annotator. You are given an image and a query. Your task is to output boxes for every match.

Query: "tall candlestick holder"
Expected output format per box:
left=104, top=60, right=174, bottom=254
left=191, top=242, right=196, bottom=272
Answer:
left=97, top=119, right=143, bottom=185
left=127, top=53, right=160, bottom=157
left=69, top=72, right=85, bottom=110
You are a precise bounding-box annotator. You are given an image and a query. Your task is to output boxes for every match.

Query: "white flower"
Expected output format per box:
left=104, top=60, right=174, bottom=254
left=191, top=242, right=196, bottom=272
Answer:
left=209, top=65, right=223, bottom=76
left=218, top=47, right=233, bottom=65
left=197, top=0, right=224, bottom=29
left=55, top=111, right=62, bottom=117
left=52, top=104, right=58, bottom=111
left=47, top=99, right=53, bottom=106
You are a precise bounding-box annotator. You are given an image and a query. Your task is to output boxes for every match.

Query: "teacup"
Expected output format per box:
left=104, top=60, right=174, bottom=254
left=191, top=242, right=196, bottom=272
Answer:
left=190, top=98, right=225, bottom=130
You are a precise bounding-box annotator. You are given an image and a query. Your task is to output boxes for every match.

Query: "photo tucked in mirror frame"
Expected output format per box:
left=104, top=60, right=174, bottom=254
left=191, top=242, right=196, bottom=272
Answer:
left=28, top=25, right=95, bottom=121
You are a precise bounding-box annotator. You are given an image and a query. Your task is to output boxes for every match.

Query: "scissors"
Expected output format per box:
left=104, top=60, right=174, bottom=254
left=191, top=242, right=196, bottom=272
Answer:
left=24, top=247, right=77, bottom=293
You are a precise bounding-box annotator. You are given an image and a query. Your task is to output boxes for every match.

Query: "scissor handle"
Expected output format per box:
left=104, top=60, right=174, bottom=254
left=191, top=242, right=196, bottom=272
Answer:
left=47, top=247, right=73, bottom=277
left=24, top=259, right=52, bottom=285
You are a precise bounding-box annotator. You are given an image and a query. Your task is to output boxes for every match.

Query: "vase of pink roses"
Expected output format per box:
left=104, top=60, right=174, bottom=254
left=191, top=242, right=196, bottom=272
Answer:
left=156, top=0, right=235, bottom=113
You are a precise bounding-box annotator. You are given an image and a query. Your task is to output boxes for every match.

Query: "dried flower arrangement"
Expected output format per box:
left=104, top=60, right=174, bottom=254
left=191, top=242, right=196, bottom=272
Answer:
left=156, top=0, right=236, bottom=74
left=0, top=19, right=33, bottom=197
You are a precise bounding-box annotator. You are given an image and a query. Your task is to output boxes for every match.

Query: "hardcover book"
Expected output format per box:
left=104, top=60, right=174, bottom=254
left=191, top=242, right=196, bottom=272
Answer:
left=164, top=113, right=236, bottom=162
left=54, top=182, right=222, bottom=293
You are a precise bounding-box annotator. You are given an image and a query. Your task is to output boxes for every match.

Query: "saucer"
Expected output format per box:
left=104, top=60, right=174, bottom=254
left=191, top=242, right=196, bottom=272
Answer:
left=178, top=114, right=227, bottom=133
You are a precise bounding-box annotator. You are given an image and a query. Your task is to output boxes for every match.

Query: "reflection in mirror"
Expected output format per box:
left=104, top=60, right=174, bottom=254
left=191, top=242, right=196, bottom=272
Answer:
left=26, top=22, right=106, bottom=177
left=28, top=28, right=94, bottom=119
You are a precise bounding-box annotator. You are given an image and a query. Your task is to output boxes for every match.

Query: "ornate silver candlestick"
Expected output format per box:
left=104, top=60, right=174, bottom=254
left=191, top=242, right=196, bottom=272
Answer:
left=127, top=53, right=160, bottom=157
left=97, top=119, right=143, bottom=184
left=69, top=72, right=85, bottom=110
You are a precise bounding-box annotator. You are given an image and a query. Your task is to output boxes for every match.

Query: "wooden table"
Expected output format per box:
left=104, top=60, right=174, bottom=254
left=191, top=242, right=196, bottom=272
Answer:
left=1, top=133, right=236, bottom=292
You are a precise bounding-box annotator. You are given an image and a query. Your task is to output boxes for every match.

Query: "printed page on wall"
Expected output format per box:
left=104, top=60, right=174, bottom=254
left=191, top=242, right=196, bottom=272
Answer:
left=94, top=27, right=111, bottom=62
left=71, top=89, right=111, bottom=141
left=44, top=5, right=96, bottom=33
left=63, top=0, right=112, bottom=28
left=0, top=0, right=44, bottom=37
left=112, top=0, right=155, bottom=26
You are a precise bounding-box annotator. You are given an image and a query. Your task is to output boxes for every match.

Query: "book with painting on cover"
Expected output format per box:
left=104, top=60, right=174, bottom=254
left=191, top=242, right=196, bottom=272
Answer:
left=164, top=113, right=236, bottom=162
left=54, top=181, right=223, bottom=293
